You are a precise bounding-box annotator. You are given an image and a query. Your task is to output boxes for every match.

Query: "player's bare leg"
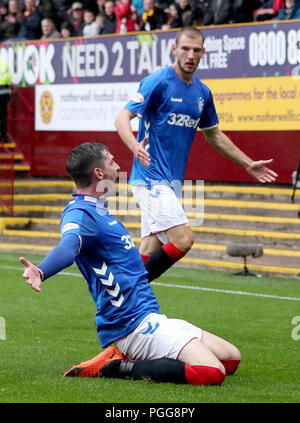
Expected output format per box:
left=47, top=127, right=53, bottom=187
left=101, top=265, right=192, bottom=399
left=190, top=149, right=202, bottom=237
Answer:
left=139, top=234, right=162, bottom=264
left=201, top=331, right=241, bottom=362
left=200, top=330, right=241, bottom=375
left=177, top=333, right=241, bottom=383
left=141, top=224, right=194, bottom=282
left=178, top=338, right=225, bottom=371
left=178, top=332, right=241, bottom=376
left=166, top=224, right=194, bottom=253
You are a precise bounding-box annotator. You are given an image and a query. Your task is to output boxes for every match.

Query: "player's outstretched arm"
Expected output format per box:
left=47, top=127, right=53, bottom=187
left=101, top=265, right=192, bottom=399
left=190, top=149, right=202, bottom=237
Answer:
left=20, top=257, right=43, bottom=292
left=245, top=159, right=278, bottom=183
left=19, top=233, right=80, bottom=293
left=203, top=127, right=278, bottom=183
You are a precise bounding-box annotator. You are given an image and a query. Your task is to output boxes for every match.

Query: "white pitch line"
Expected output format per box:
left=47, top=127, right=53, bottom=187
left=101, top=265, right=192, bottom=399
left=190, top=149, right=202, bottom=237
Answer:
left=3, top=264, right=300, bottom=302
left=151, top=282, right=300, bottom=302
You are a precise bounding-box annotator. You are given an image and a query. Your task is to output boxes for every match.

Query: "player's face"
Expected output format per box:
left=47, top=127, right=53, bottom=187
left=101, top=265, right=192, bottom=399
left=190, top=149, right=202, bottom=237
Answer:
left=101, top=150, right=120, bottom=184
left=173, top=34, right=205, bottom=82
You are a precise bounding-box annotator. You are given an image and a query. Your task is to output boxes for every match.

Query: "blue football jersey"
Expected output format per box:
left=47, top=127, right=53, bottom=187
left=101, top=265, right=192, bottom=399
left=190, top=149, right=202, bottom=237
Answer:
left=60, top=194, right=160, bottom=348
left=125, top=65, right=219, bottom=186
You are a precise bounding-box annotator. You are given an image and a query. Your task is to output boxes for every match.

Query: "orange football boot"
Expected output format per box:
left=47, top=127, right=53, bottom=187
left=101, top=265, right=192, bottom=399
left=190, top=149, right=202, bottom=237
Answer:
left=63, top=346, right=126, bottom=377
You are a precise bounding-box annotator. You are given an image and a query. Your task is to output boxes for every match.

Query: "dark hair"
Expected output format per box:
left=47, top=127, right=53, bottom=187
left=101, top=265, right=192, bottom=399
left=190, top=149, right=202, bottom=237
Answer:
left=61, top=21, right=75, bottom=35
left=84, top=8, right=95, bottom=14
left=175, top=25, right=205, bottom=45
left=184, top=7, right=203, bottom=26
left=66, top=142, right=108, bottom=188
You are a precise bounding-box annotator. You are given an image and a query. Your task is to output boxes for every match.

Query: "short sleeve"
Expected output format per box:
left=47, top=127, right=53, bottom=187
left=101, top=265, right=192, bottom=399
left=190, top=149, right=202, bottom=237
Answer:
left=125, top=71, right=162, bottom=117
left=198, top=90, right=219, bottom=131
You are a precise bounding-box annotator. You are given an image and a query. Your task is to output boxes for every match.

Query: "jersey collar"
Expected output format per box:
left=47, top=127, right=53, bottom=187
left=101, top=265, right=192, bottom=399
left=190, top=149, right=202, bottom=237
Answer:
left=170, top=65, right=196, bottom=86
left=71, top=193, right=108, bottom=212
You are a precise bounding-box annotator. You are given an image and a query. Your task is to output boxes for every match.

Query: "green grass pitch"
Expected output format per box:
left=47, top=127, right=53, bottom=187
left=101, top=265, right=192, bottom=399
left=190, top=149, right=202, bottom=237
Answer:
left=0, top=252, right=299, bottom=404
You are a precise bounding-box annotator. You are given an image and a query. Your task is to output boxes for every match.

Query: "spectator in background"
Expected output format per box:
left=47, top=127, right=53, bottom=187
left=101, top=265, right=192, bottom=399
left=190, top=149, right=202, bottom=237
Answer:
left=275, top=0, right=300, bottom=19
left=82, top=8, right=99, bottom=36
left=60, top=20, right=74, bottom=37
left=0, top=2, right=7, bottom=22
left=40, top=17, right=61, bottom=39
left=253, top=0, right=283, bottom=20
left=140, top=0, right=167, bottom=31
left=0, top=0, right=24, bottom=41
left=184, top=6, right=204, bottom=25
left=67, top=2, right=85, bottom=36
left=18, top=0, right=44, bottom=40
left=156, top=0, right=172, bottom=14
left=272, top=0, right=285, bottom=14
left=96, top=12, right=105, bottom=33
left=7, top=0, right=24, bottom=28
left=132, top=0, right=144, bottom=17
left=189, top=0, right=206, bottom=11
left=37, top=0, right=58, bottom=23
left=97, top=0, right=106, bottom=16
left=17, top=0, right=25, bottom=9
left=101, top=0, right=117, bottom=34
left=203, top=0, right=233, bottom=25
left=196, top=0, right=212, bottom=25
left=178, top=0, right=192, bottom=25
left=52, top=0, right=73, bottom=28
left=161, top=2, right=183, bottom=30
left=231, top=0, right=261, bottom=23
left=114, top=0, right=140, bottom=34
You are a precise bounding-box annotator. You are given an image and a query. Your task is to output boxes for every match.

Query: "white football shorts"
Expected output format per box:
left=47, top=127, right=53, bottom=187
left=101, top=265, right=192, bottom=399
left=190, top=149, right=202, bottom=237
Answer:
left=116, top=313, right=203, bottom=361
left=131, top=184, right=188, bottom=242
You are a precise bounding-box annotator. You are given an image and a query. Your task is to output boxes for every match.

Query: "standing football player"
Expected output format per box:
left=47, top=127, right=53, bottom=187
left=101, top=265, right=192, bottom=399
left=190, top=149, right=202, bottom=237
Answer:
left=114, top=25, right=278, bottom=282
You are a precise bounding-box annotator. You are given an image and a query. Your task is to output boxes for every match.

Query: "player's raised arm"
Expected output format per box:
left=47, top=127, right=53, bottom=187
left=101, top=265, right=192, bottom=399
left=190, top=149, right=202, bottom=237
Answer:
left=114, top=108, right=150, bottom=167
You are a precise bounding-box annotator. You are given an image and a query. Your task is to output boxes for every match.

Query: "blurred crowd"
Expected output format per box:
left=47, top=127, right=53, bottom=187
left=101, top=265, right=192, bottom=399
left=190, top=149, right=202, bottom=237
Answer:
left=0, top=0, right=299, bottom=43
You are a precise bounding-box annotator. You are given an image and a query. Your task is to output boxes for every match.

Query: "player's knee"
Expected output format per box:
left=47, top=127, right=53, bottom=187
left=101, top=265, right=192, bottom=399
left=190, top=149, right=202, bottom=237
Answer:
left=221, top=346, right=241, bottom=375
left=185, top=231, right=194, bottom=251
left=228, top=345, right=241, bottom=362
left=174, top=230, right=194, bottom=253
left=235, top=347, right=241, bottom=362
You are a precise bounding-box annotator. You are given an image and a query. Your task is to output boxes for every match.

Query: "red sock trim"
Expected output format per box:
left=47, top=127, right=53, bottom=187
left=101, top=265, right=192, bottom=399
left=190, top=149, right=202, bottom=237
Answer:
left=162, top=242, right=185, bottom=261
left=185, top=365, right=225, bottom=386
left=141, top=254, right=150, bottom=265
left=221, top=359, right=240, bottom=375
